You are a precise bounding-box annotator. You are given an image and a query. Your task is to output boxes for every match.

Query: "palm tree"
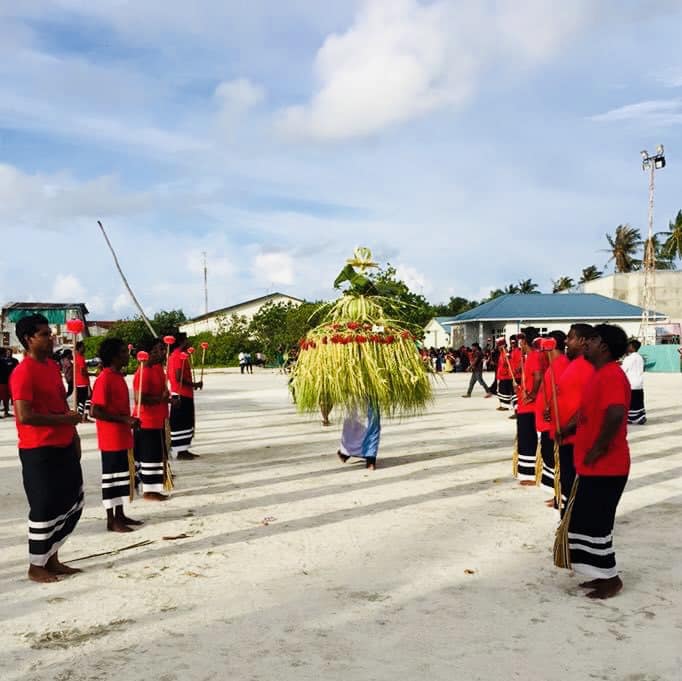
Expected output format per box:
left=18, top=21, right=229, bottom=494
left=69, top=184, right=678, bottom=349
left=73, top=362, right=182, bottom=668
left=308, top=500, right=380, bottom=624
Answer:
left=605, top=224, right=642, bottom=272
left=658, top=209, right=682, bottom=262
left=503, top=283, right=520, bottom=295
left=579, top=265, right=602, bottom=283
left=552, top=276, right=574, bottom=293
left=517, top=278, right=540, bottom=294
left=650, top=234, right=676, bottom=270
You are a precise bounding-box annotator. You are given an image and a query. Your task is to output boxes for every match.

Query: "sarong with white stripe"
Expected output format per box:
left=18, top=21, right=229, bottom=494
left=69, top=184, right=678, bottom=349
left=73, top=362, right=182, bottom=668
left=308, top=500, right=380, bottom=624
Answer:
left=516, top=413, right=538, bottom=480
left=19, top=441, right=84, bottom=566
left=76, top=386, right=91, bottom=417
left=169, top=396, right=194, bottom=457
left=539, top=430, right=554, bottom=491
left=340, top=404, right=381, bottom=461
left=628, top=388, right=646, bottom=425
left=134, top=428, right=166, bottom=493
left=497, top=378, right=514, bottom=408
left=101, top=449, right=130, bottom=509
left=568, top=475, right=627, bottom=579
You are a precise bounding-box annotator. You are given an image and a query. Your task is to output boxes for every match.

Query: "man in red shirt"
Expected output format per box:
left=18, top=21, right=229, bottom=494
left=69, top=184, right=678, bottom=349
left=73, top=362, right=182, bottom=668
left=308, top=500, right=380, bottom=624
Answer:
left=535, top=331, right=569, bottom=503
left=553, top=324, right=595, bottom=514
left=74, top=340, right=92, bottom=422
left=134, top=338, right=171, bottom=500
left=91, top=338, right=142, bottom=532
left=554, top=324, right=630, bottom=600
left=10, top=314, right=83, bottom=583
left=514, top=329, right=542, bottom=484
left=168, top=333, right=202, bottom=460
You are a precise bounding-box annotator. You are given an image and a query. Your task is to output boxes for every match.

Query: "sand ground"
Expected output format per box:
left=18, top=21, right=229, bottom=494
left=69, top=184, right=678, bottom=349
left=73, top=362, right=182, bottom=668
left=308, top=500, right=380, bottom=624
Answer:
left=0, top=370, right=680, bottom=681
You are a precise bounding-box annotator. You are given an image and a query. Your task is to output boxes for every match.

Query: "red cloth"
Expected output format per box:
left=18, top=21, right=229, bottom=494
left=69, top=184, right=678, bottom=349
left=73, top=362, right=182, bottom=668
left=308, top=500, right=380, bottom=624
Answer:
left=91, top=367, right=133, bottom=451
left=9, top=357, right=75, bottom=448
left=551, top=356, right=595, bottom=445
left=535, top=354, right=570, bottom=432
left=574, top=362, right=630, bottom=477
left=133, top=363, right=168, bottom=429
left=74, top=352, right=90, bottom=388
left=516, top=350, right=541, bottom=415
left=496, top=349, right=512, bottom=380
left=168, top=349, right=193, bottom=398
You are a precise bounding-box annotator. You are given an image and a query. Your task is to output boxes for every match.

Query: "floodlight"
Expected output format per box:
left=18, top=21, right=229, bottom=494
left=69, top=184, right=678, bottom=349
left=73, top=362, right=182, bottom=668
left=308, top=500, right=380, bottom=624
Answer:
left=655, top=157, right=666, bottom=169
left=640, top=150, right=649, bottom=160
left=656, top=144, right=664, bottom=155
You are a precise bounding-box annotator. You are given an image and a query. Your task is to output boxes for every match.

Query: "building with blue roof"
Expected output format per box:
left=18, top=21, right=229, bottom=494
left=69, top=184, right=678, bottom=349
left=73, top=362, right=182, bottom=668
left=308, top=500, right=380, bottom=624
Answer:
left=435, top=293, right=667, bottom=347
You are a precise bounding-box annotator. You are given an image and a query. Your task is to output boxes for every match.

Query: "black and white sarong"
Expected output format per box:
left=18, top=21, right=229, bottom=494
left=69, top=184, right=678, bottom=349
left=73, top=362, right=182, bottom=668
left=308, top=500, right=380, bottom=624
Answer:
left=558, top=443, right=576, bottom=517
left=539, top=431, right=554, bottom=491
left=516, top=413, right=538, bottom=480
left=497, top=378, right=514, bottom=408
left=169, top=396, right=194, bottom=457
left=568, top=475, right=628, bottom=579
left=76, top=386, right=91, bottom=417
left=101, top=449, right=130, bottom=509
left=20, top=441, right=84, bottom=566
left=134, top=428, right=166, bottom=493
left=628, top=389, right=646, bottom=425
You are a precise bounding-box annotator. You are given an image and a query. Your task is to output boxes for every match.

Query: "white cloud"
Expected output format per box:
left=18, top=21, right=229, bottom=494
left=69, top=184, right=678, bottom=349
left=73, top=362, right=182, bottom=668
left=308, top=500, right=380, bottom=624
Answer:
left=215, top=79, right=264, bottom=113
left=395, top=263, right=432, bottom=295
left=112, top=293, right=134, bottom=314
left=252, top=252, right=295, bottom=286
left=186, top=250, right=234, bottom=279
left=51, top=274, right=86, bottom=301
left=590, top=99, right=682, bottom=126
left=277, top=0, right=594, bottom=141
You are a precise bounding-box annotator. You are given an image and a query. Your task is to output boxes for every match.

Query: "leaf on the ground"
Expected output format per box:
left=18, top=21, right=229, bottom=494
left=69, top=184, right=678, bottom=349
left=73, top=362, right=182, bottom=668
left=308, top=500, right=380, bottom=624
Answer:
left=464, top=569, right=477, bottom=575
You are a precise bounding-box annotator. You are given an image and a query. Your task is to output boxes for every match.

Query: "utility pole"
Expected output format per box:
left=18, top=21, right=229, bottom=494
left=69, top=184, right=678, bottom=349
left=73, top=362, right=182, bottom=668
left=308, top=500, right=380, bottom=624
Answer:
left=202, top=251, right=208, bottom=314
left=638, top=145, right=666, bottom=344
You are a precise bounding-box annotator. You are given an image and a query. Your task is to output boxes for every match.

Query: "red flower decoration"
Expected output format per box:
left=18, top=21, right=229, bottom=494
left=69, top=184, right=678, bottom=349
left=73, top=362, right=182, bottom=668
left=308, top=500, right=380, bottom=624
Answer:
left=163, top=335, right=175, bottom=345
left=401, top=330, right=411, bottom=340
left=66, top=318, right=84, bottom=334
left=332, top=323, right=341, bottom=331
left=355, top=335, right=367, bottom=343
left=136, top=351, right=149, bottom=362
left=200, top=341, right=209, bottom=350
left=385, top=335, right=395, bottom=344
left=187, top=347, right=195, bottom=354
left=179, top=352, right=189, bottom=360
left=347, top=321, right=360, bottom=330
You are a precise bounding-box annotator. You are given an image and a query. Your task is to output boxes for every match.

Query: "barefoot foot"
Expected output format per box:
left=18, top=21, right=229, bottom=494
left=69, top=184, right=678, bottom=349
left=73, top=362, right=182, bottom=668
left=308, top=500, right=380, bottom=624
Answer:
left=28, top=564, right=59, bottom=583
left=586, top=576, right=623, bottom=599
left=107, top=519, right=134, bottom=533
left=143, top=492, right=169, bottom=501
left=118, top=515, right=143, bottom=526
left=45, top=555, right=82, bottom=575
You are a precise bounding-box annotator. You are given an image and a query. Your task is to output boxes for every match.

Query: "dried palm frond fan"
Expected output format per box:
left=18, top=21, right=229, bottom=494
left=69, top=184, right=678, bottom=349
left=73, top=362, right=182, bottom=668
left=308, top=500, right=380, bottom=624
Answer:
left=291, top=247, right=433, bottom=418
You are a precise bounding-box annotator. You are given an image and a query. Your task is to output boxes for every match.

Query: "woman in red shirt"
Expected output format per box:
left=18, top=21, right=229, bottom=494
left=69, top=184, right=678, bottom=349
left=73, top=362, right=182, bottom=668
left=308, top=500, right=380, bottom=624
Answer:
left=554, top=324, right=630, bottom=600
left=494, top=338, right=514, bottom=412
left=10, top=314, right=83, bottom=583
left=91, top=338, right=142, bottom=532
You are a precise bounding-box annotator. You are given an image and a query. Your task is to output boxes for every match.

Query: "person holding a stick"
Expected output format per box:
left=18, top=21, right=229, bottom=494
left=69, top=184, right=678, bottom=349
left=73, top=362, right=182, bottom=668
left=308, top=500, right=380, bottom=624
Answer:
left=91, top=338, right=142, bottom=532
left=133, top=338, right=171, bottom=500
left=168, top=333, right=202, bottom=460
left=74, top=340, right=93, bottom=422
left=10, top=314, right=84, bottom=583
left=535, top=331, right=569, bottom=505
left=552, top=324, right=595, bottom=513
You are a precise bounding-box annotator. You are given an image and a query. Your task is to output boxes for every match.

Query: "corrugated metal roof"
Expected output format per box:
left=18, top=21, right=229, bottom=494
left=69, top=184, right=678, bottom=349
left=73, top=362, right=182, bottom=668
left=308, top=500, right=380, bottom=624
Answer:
left=449, top=294, right=665, bottom=323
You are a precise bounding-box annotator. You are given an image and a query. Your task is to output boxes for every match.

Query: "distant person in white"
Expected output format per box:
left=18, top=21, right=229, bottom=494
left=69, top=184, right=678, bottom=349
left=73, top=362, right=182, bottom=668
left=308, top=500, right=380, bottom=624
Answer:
left=622, top=339, right=646, bottom=424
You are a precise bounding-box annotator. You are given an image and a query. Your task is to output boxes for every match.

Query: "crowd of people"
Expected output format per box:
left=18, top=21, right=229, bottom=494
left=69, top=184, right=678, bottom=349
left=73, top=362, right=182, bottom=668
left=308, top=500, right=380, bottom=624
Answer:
left=2, top=312, right=651, bottom=600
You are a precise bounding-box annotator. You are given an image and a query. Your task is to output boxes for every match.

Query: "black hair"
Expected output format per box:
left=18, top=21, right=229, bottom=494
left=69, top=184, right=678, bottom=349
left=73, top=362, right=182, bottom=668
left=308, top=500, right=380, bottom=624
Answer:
left=592, top=324, right=628, bottom=360
left=520, top=326, right=539, bottom=343
left=75, top=340, right=85, bottom=352
left=15, top=314, right=50, bottom=350
left=471, top=342, right=480, bottom=349
left=569, top=323, right=593, bottom=340
left=548, top=329, right=567, bottom=352
left=138, top=336, right=164, bottom=352
left=98, top=337, right=126, bottom=367
left=171, top=332, right=187, bottom=350
left=629, top=338, right=642, bottom=351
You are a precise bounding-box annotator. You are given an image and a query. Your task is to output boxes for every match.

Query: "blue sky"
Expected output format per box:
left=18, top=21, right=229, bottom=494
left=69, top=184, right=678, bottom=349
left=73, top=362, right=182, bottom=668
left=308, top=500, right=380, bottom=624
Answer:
left=1, top=0, right=682, bottom=319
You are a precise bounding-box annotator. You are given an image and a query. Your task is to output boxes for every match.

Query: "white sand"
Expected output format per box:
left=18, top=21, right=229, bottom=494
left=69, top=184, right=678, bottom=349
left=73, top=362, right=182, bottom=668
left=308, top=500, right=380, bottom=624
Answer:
left=0, top=371, right=680, bottom=681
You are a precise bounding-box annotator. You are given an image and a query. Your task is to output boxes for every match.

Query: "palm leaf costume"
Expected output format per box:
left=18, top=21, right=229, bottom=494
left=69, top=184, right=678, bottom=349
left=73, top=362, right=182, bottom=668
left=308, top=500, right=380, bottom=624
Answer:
left=291, top=248, right=432, bottom=418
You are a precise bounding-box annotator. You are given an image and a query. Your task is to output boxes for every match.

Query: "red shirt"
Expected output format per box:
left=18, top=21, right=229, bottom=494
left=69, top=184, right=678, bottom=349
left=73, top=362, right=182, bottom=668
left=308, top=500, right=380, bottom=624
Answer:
left=516, top=350, right=541, bottom=414
left=10, top=356, right=76, bottom=449
left=74, top=353, right=90, bottom=388
left=91, top=368, right=133, bottom=451
left=574, top=362, right=630, bottom=477
left=535, top=354, right=570, bottom=432
left=133, top=363, right=168, bottom=429
left=510, top=347, right=522, bottom=380
left=168, top=349, right=193, bottom=398
left=496, top=349, right=512, bottom=380
left=552, top=356, right=595, bottom=444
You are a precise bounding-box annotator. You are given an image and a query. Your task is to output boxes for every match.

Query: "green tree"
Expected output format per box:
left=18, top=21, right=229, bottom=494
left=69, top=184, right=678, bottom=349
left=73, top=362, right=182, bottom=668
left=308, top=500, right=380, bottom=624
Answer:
left=579, top=265, right=603, bottom=283
left=647, top=234, right=676, bottom=270
left=368, top=265, right=434, bottom=328
left=249, top=300, right=326, bottom=360
left=517, top=279, right=540, bottom=294
left=431, top=296, right=477, bottom=317
left=189, top=314, right=256, bottom=366
left=658, top=209, right=682, bottom=262
left=152, top=309, right=187, bottom=336
left=503, top=283, right=520, bottom=294
left=551, top=276, right=574, bottom=293
left=605, top=224, right=642, bottom=272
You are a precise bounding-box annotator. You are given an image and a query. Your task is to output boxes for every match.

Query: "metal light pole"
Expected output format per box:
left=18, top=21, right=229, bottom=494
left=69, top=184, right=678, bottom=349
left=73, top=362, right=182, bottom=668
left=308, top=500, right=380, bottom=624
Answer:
left=638, top=145, right=666, bottom=344
left=202, top=251, right=208, bottom=314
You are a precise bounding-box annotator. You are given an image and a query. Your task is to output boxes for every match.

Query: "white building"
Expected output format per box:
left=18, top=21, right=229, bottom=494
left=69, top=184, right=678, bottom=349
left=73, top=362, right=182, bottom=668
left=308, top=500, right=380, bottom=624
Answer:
left=423, top=317, right=457, bottom=348
left=179, top=293, right=303, bottom=336
left=1, top=302, right=89, bottom=348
